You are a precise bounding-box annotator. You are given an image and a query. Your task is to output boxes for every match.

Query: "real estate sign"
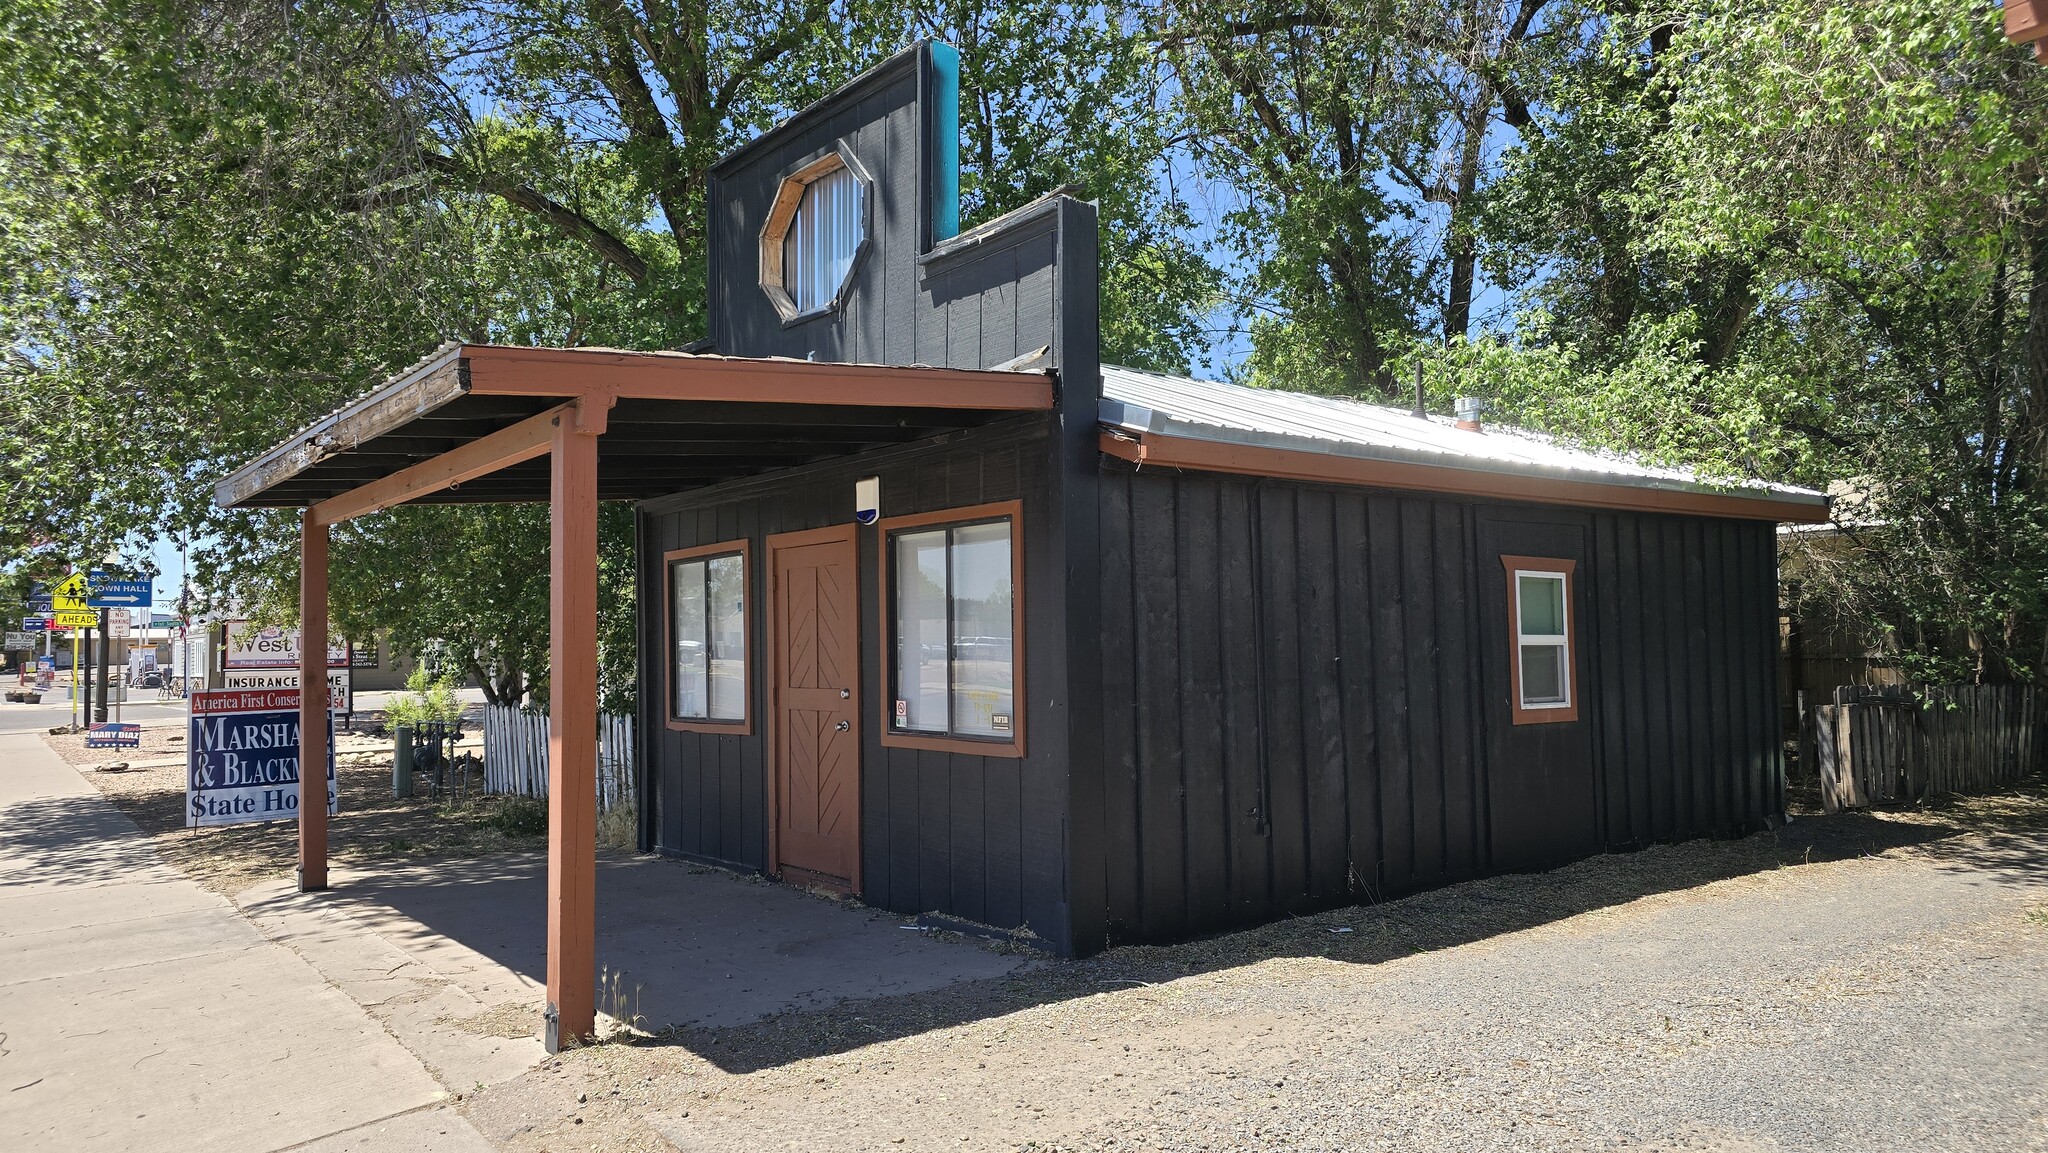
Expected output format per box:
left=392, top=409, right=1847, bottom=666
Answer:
left=220, top=667, right=351, bottom=712
left=186, top=689, right=337, bottom=828
left=222, top=620, right=348, bottom=670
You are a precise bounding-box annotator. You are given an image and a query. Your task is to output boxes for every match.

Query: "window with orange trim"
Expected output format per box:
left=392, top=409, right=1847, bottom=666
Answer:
left=1503, top=556, right=1579, bottom=725
left=880, top=502, right=1024, bottom=755
left=666, top=542, right=750, bottom=731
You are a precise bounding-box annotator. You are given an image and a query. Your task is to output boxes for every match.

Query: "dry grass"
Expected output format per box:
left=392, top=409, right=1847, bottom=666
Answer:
left=52, top=725, right=548, bottom=895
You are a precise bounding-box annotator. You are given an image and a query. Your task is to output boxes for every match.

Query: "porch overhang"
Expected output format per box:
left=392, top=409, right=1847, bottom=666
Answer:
left=212, top=341, right=1052, bottom=1052
left=216, top=343, right=1056, bottom=516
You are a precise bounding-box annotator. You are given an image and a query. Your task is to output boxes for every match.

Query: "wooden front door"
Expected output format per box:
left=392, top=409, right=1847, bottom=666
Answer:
left=769, top=525, right=861, bottom=889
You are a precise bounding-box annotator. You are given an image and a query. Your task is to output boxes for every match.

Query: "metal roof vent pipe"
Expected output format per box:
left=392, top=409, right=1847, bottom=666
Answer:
left=1455, top=396, right=1486, bottom=432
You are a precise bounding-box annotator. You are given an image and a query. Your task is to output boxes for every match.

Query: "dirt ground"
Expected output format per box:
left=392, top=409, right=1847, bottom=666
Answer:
left=452, top=782, right=2048, bottom=1153
left=47, top=722, right=552, bottom=894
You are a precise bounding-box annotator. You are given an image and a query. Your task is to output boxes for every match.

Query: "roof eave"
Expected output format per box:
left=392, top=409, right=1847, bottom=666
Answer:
left=213, top=343, right=468, bottom=510
left=1099, top=409, right=1830, bottom=523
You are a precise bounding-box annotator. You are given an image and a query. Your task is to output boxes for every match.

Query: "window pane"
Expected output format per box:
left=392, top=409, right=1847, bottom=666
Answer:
left=1520, top=642, right=1567, bottom=705
left=673, top=560, right=708, bottom=719
left=784, top=165, right=861, bottom=313
left=706, top=554, right=746, bottom=721
left=895, top=529, right=949, bottom=732
left=1517, top=573, right=1565, bottom=637
left=949, top=522, right=1015, bottom=738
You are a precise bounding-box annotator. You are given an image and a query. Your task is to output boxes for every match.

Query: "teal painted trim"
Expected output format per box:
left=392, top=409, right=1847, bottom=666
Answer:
left=930, top=42, right=961, bottom=242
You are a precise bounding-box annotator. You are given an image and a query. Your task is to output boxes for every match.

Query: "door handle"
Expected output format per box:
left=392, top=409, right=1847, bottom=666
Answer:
left=835, top=720, right=850, bottom=732
left=839, top=689, right=850, bottom=699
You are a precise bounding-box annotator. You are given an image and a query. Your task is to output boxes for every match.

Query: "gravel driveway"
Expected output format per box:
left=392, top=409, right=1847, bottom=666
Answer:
left=459, top=785, right=2047, bottom=1153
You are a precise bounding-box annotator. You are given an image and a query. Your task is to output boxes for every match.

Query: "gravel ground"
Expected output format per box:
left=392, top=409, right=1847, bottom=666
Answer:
left=459, top=783, right=2048, bottom=1153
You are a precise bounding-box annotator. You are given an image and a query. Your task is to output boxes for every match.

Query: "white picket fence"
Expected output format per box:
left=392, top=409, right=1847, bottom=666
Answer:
left=481, top=705, right=636, bottom=813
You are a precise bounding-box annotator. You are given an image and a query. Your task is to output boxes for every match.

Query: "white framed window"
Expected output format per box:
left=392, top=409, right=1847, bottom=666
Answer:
left=1503, top=556, right=1578, bottom=724
left=667, top=543, right=749, bottom=731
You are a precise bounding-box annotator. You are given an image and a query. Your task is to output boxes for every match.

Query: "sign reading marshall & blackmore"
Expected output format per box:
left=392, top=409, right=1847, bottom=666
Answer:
left=186, top=689, right=337, bottom=828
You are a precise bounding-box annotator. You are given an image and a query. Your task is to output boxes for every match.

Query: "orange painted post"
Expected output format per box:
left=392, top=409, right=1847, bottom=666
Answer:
left=298, top=508, right=329, bottom=892
left=545, top=406, right=600, bottom=1051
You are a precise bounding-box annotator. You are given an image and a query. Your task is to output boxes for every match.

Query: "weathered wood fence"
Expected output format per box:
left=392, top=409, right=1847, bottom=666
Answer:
left=481, top=705, right=636, bottom=813
left=1808, top=684, right=2041, bottom=813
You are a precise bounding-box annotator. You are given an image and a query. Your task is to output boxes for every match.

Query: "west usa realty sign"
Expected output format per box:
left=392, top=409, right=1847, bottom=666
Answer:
left=186, top=689, right=337, bottom=828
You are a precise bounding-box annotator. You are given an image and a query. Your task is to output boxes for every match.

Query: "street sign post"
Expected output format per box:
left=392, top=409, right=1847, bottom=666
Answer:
left=52, top=573, right=95, bottom=628
left=86, top=573, right=153, bottom=609
left=21, top=618, right=50, bottom=633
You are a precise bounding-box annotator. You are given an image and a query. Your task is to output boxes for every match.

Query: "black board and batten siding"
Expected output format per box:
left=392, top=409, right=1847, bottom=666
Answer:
left=639, top=419, right=1073, bottom=946
left=1093, top=463, right=1783, bottom=945
left=642, top=39, right=1105, bottom=954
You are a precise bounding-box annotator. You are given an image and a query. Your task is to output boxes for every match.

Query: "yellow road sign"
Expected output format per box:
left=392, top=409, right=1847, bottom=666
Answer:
left=52, top=572, right=92, bottom=618
left=52, top=572, right=87, bottom=600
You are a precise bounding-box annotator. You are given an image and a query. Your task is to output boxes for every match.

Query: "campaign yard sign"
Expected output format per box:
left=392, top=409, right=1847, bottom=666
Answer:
left=186, top=689, right=337, bottom=828
left=86, top=722, right=141, bottom=749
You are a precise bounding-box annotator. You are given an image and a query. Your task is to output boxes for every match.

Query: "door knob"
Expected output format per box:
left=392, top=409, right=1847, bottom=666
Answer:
left=835, top=720, right=850, bottom=732
left=839, top=689, right=850, bottom=699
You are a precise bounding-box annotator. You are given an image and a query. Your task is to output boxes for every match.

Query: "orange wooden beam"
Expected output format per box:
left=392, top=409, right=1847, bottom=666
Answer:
left=545, top=409, right=599, bottom=1053
left=1100, top=431, right=1829, bottom=524
left=2008, top=0, right=2047, bottom=44
left=458, top=344, right=1054, bottom=410
left=298, top=508, right=329, bottom=892
left=309, top=401, right=574, bottom=526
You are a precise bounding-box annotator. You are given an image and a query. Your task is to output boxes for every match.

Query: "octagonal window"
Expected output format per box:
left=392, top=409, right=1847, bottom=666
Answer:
left=760, top=151, right=868, bottom=322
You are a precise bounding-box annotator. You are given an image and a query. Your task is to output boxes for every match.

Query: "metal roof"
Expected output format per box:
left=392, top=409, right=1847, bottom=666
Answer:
left=1098, top=365, right=1827, bottom=513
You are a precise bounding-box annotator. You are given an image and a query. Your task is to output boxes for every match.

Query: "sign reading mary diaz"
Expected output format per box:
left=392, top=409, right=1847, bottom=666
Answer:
left=186, top=689, right=338, bottom=828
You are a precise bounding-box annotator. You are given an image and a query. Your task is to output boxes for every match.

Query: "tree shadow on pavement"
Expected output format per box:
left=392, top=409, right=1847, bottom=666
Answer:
left=636, top=777, right=2045, bottom=1075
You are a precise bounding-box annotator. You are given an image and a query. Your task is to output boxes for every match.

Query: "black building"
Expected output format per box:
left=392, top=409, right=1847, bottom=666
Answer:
left=635, top=42, right=1829, bottom=958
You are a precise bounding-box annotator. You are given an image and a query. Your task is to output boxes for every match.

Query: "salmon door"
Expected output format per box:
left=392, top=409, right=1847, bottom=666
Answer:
left=768, top=525, right=861, bottom=890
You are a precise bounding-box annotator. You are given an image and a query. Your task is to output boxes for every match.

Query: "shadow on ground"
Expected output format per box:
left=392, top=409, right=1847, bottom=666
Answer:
left=59, top=745, right=2047, bottom=1078
left=0, top=792, right=169, bottom=892
left=295, top=776, right=2043, bottom=1075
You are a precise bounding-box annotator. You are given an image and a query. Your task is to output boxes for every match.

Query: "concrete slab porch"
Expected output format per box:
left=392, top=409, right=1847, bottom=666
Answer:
left=238, top=848, right=1037, bottom=1052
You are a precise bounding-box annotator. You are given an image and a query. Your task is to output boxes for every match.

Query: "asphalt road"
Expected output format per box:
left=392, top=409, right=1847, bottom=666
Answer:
left=0, top=693, right=189, bottom=735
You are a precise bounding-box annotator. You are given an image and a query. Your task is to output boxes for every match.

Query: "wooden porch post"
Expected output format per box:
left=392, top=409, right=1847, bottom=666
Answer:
left=299, top=508, right=329, bottom=892
left=546, top=404, right=601, bottom=1051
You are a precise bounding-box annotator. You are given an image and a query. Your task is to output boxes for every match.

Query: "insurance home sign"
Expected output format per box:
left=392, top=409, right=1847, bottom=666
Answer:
left=186, top=688, right=337, bottom=827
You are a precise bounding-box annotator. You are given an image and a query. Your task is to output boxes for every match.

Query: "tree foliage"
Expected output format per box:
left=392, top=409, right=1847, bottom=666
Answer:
left=9, top=0, right=2048, bottom=694
left=2, top=0, right=1214, bottom=703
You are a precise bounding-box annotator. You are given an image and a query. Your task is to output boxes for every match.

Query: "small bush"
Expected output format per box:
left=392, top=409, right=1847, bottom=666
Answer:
left=487, top=795, right=548, bottom=836
left=388, top=666, right=464, bottom=730
left=597, top=802, right=638, bottom=852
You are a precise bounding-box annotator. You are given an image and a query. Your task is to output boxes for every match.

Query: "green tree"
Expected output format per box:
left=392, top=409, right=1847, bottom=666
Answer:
left=1410, top=1, right=2048, bottom=683
left=3, top=0, right=1214, bottom=707
left=1153, top=0, right=1563, bottom=397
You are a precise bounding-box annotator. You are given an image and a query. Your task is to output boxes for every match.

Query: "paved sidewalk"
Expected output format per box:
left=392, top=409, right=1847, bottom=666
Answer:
left=0, top=732, right=498, bottom=1152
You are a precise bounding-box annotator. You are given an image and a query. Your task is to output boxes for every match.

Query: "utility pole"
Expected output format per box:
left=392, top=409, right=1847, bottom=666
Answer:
left=80, top=623, right=94, bottom=728
left=94, top=608, right=111, bottom=723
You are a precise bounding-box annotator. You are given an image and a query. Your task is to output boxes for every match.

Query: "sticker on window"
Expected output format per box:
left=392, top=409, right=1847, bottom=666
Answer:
left=894, top=699, right=908, bottom=727
left=990, top=713, right=1011, bottom=732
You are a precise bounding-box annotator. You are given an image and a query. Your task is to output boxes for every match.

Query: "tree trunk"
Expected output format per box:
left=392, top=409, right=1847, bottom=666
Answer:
left=1444, top=100, right=1491, bottom=341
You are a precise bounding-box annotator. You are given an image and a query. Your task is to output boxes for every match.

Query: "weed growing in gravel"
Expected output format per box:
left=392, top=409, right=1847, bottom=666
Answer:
left=488, top=795, right=549, bottom=836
